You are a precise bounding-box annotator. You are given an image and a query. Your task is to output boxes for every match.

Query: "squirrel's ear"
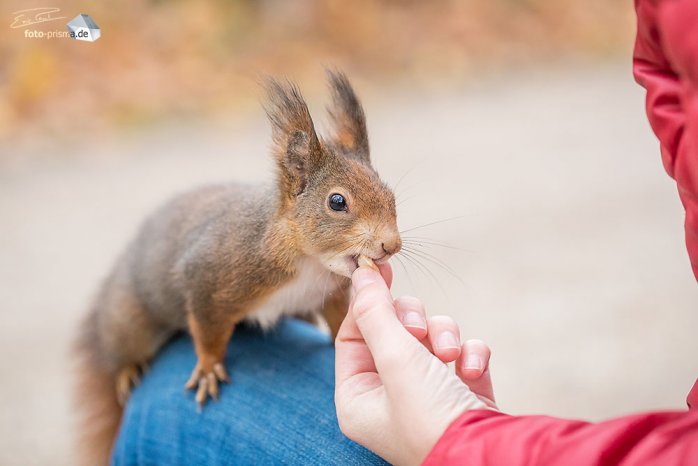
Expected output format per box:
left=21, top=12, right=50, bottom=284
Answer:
left=264, top=78, right=323, bottom=196
left=326, top=70, right=370, bottom=165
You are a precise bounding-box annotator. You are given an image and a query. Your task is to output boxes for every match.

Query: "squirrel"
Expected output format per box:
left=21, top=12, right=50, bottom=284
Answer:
left=73, top=71, right=402, bottom=465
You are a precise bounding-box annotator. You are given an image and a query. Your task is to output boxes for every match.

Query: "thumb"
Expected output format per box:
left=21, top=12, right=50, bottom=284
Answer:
left=351, top=267, right=414, bottom=371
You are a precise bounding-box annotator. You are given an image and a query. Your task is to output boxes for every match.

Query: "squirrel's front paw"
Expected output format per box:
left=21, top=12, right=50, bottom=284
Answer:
left=185, top=361, right=230, bottom=408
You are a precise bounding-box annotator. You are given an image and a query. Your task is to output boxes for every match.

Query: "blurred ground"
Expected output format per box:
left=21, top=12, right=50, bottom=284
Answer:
left=1, top=62, right=698, bottom=465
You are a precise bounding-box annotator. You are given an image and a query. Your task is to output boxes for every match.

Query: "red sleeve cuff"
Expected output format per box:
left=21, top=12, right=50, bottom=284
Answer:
left=421, top=410, right=509, bottom=466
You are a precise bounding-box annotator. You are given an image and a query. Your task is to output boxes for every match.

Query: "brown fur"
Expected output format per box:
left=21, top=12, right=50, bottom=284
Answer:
left=73, top=70, right=401, bottom=464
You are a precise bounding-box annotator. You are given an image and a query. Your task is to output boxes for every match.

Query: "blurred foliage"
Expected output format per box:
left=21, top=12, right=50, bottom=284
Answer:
left=1, top=0, right=634, bottom=145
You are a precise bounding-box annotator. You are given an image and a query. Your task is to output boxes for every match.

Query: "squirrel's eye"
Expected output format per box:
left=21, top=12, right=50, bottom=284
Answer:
left=329, top=193, right=347, bottom=212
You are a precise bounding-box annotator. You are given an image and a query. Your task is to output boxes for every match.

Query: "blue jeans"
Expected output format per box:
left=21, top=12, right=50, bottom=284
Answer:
left=113, top=318, right=387, bottom=465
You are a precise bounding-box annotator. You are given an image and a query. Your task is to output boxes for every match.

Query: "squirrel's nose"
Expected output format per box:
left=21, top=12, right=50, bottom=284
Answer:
left=381, top=235, right=402, bottom=256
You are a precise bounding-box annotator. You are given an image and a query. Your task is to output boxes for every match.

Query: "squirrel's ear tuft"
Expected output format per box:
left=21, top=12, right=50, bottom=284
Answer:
left=264, top=78, right=323, bottom=196
left=326, top=70, right=370, bottom=165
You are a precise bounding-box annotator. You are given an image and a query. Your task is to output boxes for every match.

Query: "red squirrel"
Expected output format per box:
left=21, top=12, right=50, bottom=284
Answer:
left=74, top=71, right=401, bottom=464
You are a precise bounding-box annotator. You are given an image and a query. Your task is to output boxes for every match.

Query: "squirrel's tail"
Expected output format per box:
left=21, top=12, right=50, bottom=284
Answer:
left=73, top=310, right=123, bottom=466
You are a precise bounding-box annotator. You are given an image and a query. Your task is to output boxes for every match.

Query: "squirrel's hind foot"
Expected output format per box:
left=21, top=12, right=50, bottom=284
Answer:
left=115, top=363, right=148, bottom=406
left=185, top=362, right=230, bottom=409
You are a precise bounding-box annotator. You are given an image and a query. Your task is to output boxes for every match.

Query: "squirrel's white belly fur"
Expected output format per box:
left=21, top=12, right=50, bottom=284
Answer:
left=245, top=256, right=340, bottom=329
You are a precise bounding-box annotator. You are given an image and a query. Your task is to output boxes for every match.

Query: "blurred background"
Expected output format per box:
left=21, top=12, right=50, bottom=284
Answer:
left=2, top=0, right=697, bottom=464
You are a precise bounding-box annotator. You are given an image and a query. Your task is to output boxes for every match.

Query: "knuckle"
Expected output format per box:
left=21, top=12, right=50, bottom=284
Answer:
left=394, top=295, right=424, bottom=312
left=352, top=288, right=391, bottom=320
left=351, top=292, right=374, bottom=320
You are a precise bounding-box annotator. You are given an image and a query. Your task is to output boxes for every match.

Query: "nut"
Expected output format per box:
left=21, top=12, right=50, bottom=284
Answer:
left=357, top=254, right=378, bottom=271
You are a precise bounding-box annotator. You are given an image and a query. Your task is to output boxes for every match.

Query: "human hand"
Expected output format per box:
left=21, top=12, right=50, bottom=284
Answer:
left=335, top=264, right=497, bottom=466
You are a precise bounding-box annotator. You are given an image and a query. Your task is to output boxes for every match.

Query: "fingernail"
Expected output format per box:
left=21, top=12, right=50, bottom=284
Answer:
left=402, top=311, right=426, bottom=329
left=352, top=267, right=378, bottom=291
left=464, top=353, right=483, bottom=371
left=436, top=331, right=459, bottom=349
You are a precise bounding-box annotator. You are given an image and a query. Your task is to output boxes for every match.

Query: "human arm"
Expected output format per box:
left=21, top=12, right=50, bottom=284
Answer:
left=633, top=0, right=698, bottom=280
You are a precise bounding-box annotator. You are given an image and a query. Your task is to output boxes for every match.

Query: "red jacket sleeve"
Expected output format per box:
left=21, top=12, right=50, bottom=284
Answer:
left=633, top=0, right=698, bottom=280
left=422, top=409, right=698, bottom=466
